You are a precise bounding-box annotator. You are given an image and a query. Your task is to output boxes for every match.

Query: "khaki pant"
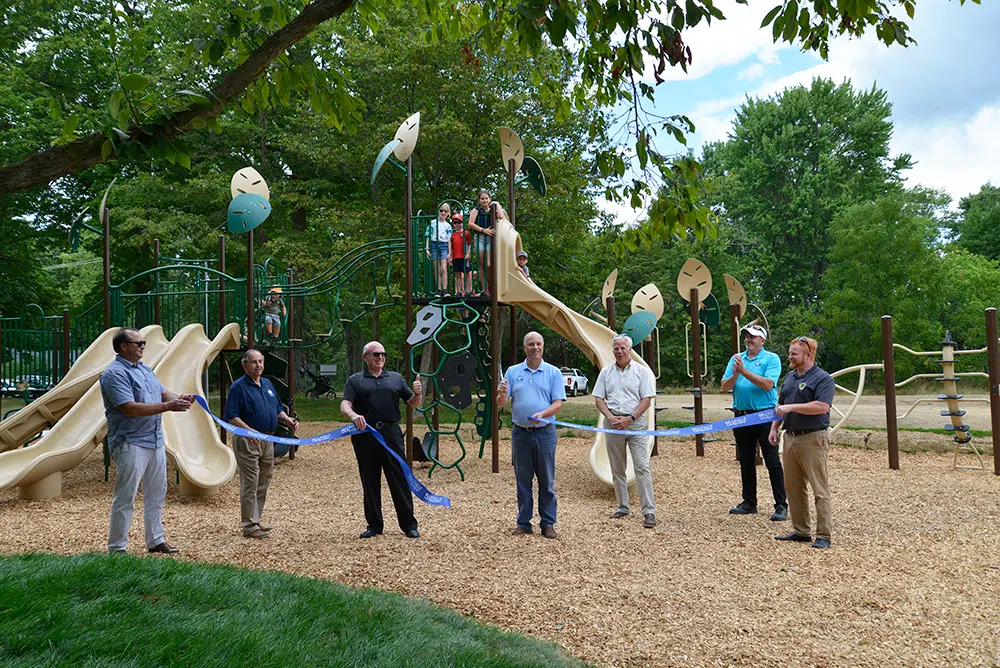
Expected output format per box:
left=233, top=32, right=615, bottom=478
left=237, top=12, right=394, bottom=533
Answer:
left=605, top=418, right=656, bottom=516
left=783, top=429, right=832, bottom=540
left=234, top=435, right=274, bottom=535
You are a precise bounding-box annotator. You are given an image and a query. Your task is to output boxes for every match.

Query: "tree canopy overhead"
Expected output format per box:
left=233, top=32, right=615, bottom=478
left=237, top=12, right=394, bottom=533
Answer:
left=0, top=0, right=979, bottom=247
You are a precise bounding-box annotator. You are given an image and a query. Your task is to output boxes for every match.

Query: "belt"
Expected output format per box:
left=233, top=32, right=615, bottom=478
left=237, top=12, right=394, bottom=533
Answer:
left=371, top=420, right=399, bottom=429
left=733, top=408, right=775, bottom=416
left=787, top=428, right=823, bottom=436
left=513, top=423, right=549, bottom=432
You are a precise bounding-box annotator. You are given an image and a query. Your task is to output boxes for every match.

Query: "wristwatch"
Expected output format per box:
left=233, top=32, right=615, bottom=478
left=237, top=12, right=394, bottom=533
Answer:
left=630, top=413, right=637, bottom=421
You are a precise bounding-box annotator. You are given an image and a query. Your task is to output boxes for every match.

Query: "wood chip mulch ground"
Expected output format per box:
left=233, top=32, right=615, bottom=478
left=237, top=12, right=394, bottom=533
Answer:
left=3, top=423, right=1000, bottom=667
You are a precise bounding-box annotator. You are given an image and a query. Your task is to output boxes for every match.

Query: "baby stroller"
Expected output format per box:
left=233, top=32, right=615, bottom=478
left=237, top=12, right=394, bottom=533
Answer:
left=299, top=366, right=337, bottom=400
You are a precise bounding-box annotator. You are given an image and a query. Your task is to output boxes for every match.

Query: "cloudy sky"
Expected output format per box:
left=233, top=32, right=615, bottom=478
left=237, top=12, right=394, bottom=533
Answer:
left=604, top=0, right=1000, bottom=225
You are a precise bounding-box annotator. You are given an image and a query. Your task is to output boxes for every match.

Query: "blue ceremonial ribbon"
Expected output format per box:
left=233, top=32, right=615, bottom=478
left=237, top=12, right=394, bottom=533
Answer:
left=193, top=396, right=451, bottom=508
left=533, top=408, right=777, bottom=438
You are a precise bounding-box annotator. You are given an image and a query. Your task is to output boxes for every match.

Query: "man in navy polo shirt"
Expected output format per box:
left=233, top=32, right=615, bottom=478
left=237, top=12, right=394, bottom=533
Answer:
left=770, top=336, right=836, bottom=550
left=224, top=348, right=298, bottom=539
left=721, top=323, right=786, bottom=521
left=497, top=331, right=566, bottom=539
left=101, top=327, right=194, bottom=554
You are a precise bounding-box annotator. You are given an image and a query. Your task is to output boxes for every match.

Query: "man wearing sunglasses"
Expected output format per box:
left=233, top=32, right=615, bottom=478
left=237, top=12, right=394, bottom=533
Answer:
left=341, top=341, right=423, bottom=539
left=100, top=327, right=195, bottom=554
left=770, top=336, right=836, bottom=549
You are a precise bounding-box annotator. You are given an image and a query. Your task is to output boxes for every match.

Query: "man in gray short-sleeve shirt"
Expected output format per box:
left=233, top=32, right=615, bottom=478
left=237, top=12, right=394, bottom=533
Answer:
left=100, top=328, right=194, bottom=554
left=769, top=336, right=836, bottom=549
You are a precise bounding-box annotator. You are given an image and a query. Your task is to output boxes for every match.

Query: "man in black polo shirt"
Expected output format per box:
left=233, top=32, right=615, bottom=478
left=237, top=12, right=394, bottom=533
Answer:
left=224, top=349, right=298, bottom=539
left=340, top=340, right=423, bottom=539
left=769, top=336, right=836, bottom=549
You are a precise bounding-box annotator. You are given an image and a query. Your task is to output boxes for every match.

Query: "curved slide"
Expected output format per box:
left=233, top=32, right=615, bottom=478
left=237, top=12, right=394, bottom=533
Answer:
left=0, top=326, right=171, bottom=499
left=494, top=219, right=654, bottom=487
left=0, top=327, right=121, bottom=453
left=158, top=323, right=241, bottom=496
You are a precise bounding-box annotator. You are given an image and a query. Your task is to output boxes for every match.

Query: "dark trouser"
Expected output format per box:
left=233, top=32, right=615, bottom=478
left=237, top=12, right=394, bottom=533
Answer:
left=351, top=425, right=417, bottom=533
left=511, top=424, right=557, bottom=528
left=734, top=420, right=786, bottom=509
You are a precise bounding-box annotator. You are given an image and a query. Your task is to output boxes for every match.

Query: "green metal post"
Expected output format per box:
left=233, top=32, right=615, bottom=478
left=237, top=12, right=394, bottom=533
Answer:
left=218, top=234, right=227, bottom=443
left=102, top=203, right=111, bottom=329
left=153, top=238, right=161, bottom=325
left=405, top=156, right=414, bottom=466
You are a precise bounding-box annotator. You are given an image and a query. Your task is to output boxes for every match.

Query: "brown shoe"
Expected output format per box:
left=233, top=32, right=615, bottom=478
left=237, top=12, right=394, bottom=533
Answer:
left=541, top=525, right=557, bottom=540
left=245, top=529, right=270, bottom=539
left=147, top=542, right=179, bottom=554
left=610, top=510, right=629, bottom=519
left=511, top=526, right=533, bottom=535
left=258, top=525, right=272, bottom=533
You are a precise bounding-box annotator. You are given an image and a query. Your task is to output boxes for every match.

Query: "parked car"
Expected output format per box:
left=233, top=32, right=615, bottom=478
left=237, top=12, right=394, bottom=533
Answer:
left=560, top=367, right=589, bottom=397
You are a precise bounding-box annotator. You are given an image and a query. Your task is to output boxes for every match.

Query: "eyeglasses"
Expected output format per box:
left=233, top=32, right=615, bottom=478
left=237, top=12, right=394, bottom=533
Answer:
left=128, top=340, right=146, bottom=348
left=368, top=351, right=387, bottom=358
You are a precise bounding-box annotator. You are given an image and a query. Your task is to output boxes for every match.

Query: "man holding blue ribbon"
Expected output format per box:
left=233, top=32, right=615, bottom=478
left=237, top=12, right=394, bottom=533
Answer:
left=224, top=349, right=298, bottom=539
left=497, top=331, right=565, bottom=540
left=721, top=323, right=786, bottom=522
left=101, top=328, right=194, bottom=555
left=341, top=341, right=423, bottom=539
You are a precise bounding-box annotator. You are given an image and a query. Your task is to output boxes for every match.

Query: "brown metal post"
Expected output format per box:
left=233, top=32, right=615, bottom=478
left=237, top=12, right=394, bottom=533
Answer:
left=985, top=308, right=1000, bottom=476
left=218, top=235, right=227, bottom=443
left=606, top=296, right=616, bottom=332
left=690, top=288, right=704, bottom=456
left=153, top=238, right=161, bottom=325
left=246, top=230, right=255, bottom=348
left=102, top=203, right=111, bottom=328
left=508, top=304, right=517, bottom=370
left=645, top=336, right=658, bottom=456
left=490, top=220, right=501, bottom=474
left=61, top=309, right=71, bottom=378
left=404, top=156, right=414, bottom=466
left=881, top=316, right=900, bottom=470
left=287, top=269, right=296, bottom=418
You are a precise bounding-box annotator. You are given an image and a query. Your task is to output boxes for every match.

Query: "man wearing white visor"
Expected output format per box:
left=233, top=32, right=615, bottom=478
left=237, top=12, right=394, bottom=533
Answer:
left=720, top=323, right=787, bottom=521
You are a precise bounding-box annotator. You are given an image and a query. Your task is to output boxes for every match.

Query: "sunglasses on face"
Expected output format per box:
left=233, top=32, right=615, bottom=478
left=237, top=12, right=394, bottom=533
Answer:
left=368, top=352, right=387, bottom=358
left=128, top=340, right=146, bottom=348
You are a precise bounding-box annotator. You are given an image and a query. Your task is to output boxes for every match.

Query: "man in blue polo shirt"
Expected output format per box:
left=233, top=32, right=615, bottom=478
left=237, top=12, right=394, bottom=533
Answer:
left=224, top=348, right=298, bottom=539
left=721, top=323, right=786, bottom=521
left=497, top=331, right=566, bottom=539
left=101, top=327, right=194, bottom=554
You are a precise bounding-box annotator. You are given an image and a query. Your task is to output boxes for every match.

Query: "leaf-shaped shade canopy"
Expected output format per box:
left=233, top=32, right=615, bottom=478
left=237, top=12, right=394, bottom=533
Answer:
left=699, top=292, right=721, bottom=327
left=230, top=167, right=269, bottom=200
left=519, top=156, right=546, bottom=196
left=631, top=283, right=664, bottom=320
left=601, top=269, right=618, bottom=305
left=621, top=311, right=657, bottom=346
left=723, top=274, right=747, bottom=319
left=676, top=258, right=712, bottom=302
left=371, top=139, right=402, bottom=185
left=392, top=112, right=420, bottom=161
left=227, top=193, right=272, bottom=233
left=499, top=127, right=524, bottom=174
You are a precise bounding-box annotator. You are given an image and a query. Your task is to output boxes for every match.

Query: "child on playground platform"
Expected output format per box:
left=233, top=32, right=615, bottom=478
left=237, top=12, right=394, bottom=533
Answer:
left=515, top=249, right=532, bottom=283
left=262, top=288, right=285, bottom=344
left=425, top=203, right=453, bottom=296
left=450, top=213, right=472, bottom=296
left=467, top=189, right=507, bottom=296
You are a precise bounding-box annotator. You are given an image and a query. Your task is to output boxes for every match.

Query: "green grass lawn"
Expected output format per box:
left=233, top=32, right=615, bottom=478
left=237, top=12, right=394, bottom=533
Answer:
left=0, top=553, right=585, bottom=668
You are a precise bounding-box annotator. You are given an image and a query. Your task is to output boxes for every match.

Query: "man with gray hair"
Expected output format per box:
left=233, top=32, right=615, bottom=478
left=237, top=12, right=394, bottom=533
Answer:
left=100, top=327, right=194, bottom=554
left=593, top=334, right=657, bottom=528
left=224, top=348, right=298, bottom=539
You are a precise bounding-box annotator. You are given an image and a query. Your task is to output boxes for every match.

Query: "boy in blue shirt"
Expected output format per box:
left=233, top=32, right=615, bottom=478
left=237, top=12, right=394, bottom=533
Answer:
left=720, top=323, right=786, bottom=521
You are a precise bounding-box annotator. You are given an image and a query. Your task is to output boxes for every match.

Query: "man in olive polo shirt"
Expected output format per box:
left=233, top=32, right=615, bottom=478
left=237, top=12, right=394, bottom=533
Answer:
left=769, top=336, right=836, bottom=549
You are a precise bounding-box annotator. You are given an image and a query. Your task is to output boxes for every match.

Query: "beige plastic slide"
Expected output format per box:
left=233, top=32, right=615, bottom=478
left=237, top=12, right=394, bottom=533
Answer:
left=0, top=326, right=171, bottom=499
left=158, top=323, right=241, bottom=497
left=494, top=219, right=654, bottom=487
left=0, top=327, right=121, bottom=453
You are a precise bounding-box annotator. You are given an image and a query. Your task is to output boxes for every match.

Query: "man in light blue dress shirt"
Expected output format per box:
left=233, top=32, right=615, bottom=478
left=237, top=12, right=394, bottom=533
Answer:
left=100, top=328, right=194, bottom=554
left=497, top=331, right=565, bottom=539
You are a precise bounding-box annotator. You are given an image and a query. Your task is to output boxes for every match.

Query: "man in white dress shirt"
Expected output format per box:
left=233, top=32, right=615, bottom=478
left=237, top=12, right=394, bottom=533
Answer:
left=593, top=334, right=657, bottom=528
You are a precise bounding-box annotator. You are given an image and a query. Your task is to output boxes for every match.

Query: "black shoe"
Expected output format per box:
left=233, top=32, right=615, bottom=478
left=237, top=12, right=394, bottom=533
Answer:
left=770, top=505, right=788, bottom=521
left=405, top=528, right=420, bottom=538
left=729, top=502, right=758, bottom=515
left=774, top=532, right=812, bottom=542
left=359, top=528, right=382, bottom=539
left=812, top=537, right=831, bottom=549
